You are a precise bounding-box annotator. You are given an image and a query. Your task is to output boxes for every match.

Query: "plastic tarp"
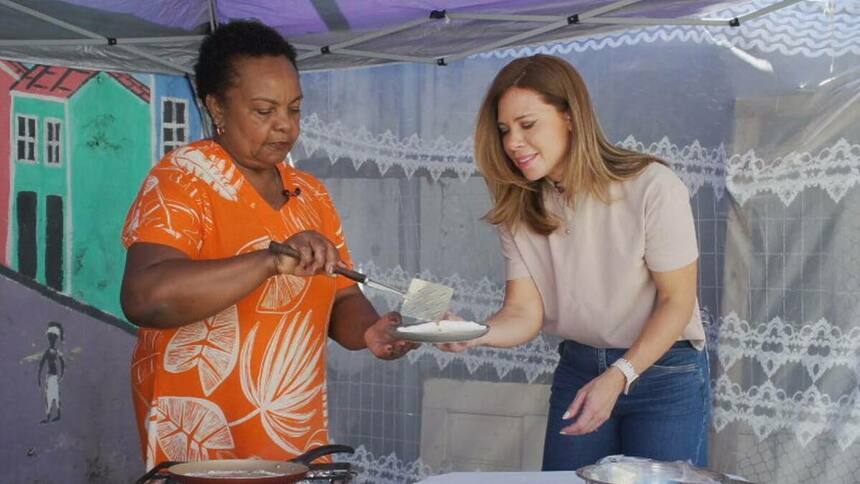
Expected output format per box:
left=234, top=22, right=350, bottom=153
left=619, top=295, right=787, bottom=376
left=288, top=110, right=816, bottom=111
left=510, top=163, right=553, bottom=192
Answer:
left=290, top=2, right=860, bottom=482
left=4, top=1, right=855, bottom=483
left=0, top=0, right=796, bottom=73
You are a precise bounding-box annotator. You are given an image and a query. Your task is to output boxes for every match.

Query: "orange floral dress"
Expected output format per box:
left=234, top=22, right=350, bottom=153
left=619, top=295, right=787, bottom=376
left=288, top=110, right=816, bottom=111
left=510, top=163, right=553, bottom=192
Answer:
left=121, top=140, right=354, bottom=468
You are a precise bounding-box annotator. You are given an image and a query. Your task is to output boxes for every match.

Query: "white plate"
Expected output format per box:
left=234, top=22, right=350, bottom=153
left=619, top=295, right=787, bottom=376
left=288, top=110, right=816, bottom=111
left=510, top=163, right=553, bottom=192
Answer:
left=393, top=320, right=489, bottom=343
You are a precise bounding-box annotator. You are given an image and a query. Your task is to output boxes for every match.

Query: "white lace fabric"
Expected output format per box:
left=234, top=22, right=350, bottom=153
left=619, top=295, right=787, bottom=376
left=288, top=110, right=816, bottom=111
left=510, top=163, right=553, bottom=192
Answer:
left=299, top=2, right=860, bottom=483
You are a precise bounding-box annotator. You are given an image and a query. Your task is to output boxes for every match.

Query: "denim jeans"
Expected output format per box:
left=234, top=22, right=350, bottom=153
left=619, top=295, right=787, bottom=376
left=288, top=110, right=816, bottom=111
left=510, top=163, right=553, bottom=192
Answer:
left=541, top=339, right=711, bottom=471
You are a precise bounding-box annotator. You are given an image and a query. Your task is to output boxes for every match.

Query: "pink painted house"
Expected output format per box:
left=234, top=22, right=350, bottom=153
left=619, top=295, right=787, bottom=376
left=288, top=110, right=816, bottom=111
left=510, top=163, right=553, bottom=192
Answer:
left=0, top=60, right=29, bottom=265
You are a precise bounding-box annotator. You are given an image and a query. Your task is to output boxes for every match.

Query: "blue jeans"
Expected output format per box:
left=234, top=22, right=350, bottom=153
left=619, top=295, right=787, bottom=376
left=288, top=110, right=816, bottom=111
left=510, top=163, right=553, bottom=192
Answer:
left=542, top=339, right=710, bottom=471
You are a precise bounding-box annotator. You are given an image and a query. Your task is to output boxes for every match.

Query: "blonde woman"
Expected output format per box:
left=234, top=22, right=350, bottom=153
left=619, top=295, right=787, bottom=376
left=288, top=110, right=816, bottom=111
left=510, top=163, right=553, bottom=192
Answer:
left=441, top=54, right=709, bottom=470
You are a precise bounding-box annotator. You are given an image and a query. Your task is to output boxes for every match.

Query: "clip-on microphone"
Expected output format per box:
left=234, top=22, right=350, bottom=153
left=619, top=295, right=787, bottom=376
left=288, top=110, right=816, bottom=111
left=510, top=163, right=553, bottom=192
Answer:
left=282, top=187, right=302, bottom=202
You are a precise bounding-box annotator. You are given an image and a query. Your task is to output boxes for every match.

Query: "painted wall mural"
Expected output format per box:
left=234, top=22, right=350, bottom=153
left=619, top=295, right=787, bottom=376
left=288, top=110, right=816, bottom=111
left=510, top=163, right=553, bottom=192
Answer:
left=37, top=321, right=66, bottom=424
left=0, top=61, right=203, bottom=482
left=1, top=265, right=142, bottom=483
left=0, top=60, right=203, bottom=316
left=1, top=61, right=29, bottom=266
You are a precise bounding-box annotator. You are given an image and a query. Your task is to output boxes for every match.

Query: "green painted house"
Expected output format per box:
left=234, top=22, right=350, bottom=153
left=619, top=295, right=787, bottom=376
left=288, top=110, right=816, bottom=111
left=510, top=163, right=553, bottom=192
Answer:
left=10, top=66, right=151, bottom=316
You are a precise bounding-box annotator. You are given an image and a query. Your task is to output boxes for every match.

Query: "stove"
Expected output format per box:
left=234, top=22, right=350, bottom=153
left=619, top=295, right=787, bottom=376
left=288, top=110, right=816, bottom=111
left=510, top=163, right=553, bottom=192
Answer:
left=136, top=461, right=356, bottom=483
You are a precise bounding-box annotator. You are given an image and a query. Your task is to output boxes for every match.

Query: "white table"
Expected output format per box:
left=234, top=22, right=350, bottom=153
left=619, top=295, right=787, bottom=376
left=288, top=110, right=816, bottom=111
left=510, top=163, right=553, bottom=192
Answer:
left=416, top=471, right=584, bottom=483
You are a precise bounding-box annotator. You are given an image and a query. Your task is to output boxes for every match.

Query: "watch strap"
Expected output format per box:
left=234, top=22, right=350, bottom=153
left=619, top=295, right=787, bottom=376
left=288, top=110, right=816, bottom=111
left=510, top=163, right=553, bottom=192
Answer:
left=611, top=357, right=639, bottom=395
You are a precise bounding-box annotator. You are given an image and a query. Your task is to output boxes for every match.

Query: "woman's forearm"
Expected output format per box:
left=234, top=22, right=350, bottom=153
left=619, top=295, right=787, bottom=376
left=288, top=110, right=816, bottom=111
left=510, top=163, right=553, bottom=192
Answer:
left=620, top=262, right=699, bottom=374
left=481, top=303, right=543, bottom=347
left=622, top=295, right=695, bottom=373
left=121, top=249, right=277, bottom=328
left=328, top=286, right=378, bottom=350
left=478, top=276, right=544, bottom=348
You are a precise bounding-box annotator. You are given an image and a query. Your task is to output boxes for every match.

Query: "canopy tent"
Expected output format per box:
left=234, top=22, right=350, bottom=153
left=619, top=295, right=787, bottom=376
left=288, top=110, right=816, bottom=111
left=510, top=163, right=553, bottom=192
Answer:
left=0, top=0, right=801, bottom=73
left=3, top=1, right=859, bottom=484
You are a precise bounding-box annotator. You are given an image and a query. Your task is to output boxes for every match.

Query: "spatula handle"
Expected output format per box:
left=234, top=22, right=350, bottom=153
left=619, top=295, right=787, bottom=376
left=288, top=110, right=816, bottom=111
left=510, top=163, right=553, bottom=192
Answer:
left=268, top=240, right=367, bottom=283
left=332, top=265, right=367, bottom=283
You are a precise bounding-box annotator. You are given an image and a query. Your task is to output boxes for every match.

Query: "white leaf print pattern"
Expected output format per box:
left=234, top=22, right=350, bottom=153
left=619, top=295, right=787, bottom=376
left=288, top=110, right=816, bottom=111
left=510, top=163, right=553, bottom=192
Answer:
left=164, top=306, right=240, bottom=396
left=149, top=396, right=235, bottom=463
left=306, top=428, right=329, bottom=452
left=145, top=409, right=158, bottom=470
left=280, top=176, right=324, bottom=234
left=131, top=331, right=161, bottom=406
left=142, top=175, right=159, bottom=195
left=260, top=272, right=308, bottom=312
left=171, top=146, right=243, bottom=201
left=236, top=237, right=310, bottom=313
left=239, top=311, right=323, bottom=455
left=124, top=175, right=201, bottom=243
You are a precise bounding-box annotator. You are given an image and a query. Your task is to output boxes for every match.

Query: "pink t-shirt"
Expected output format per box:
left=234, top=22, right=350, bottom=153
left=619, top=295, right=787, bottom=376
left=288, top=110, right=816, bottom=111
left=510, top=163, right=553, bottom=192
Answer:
left=500, top=162, right=705, bottom=349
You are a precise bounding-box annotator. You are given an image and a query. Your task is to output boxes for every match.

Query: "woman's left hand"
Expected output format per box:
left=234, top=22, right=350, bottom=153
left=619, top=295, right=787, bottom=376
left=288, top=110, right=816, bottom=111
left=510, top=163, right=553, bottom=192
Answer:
left=559, top=368, right=626, bottom=435
left=364, top=312, right=420, bottom=360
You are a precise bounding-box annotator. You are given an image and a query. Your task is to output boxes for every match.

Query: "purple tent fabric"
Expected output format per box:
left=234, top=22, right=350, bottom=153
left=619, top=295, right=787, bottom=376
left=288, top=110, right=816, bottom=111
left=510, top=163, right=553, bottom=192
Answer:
left=56, top=0, right=745, bottom=35
left=0, top=1, right=770, bottom=73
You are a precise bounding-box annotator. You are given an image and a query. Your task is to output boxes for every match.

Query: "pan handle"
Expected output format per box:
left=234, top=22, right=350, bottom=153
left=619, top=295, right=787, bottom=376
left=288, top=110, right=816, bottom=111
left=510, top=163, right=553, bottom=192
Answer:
left=289, top=444, right=355, bottom=466
left=135, top=461, right=181, bottom=484
left=268, top=241, right=367, bottom=283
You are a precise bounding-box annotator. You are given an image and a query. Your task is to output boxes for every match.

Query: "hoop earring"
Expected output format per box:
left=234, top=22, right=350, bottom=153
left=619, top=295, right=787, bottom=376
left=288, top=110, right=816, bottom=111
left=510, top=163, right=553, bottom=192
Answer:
left=215, top=124, right=225, bottom=136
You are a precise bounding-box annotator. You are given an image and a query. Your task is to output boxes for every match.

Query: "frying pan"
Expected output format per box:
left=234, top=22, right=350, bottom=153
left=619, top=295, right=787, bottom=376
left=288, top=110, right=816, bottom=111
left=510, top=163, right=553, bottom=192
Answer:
left=136, top=444, right=353, bottom=484
left=268, top=241, right=453, bottom=322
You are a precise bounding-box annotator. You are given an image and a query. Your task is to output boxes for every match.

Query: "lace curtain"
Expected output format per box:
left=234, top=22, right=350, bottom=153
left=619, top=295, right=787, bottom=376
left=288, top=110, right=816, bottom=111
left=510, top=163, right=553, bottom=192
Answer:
left=292, top=1, right=860, bottom=482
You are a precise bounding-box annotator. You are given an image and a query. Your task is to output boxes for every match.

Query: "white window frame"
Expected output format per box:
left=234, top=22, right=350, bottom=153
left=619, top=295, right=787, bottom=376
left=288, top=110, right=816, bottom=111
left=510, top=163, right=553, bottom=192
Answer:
left=44, top=118, right=63, bottom=166
left=15, top=114, right=38, bottom=163
left=161, top=97, right=188, bottom=155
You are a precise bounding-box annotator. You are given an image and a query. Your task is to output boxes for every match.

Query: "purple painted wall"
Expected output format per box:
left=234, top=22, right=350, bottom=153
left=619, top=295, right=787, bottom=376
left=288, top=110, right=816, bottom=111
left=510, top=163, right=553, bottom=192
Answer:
left=0, top=266, right=143, bottom=483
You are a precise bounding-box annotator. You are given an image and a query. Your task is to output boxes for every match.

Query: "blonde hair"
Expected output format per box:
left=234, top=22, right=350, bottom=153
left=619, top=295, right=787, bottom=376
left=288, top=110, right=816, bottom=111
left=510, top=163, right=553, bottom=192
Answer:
left=474, top=54, right=664, bottom=235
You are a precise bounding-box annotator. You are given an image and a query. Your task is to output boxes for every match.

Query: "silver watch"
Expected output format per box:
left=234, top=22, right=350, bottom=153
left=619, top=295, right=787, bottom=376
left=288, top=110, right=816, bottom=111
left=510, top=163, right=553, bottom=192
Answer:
left=611, top=357, right=639, bottom=395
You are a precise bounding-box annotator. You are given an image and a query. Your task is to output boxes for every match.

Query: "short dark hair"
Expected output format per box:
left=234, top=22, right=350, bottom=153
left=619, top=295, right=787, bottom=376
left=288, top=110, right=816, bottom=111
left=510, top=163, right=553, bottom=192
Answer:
left=194, top=19, right=298, bottom=102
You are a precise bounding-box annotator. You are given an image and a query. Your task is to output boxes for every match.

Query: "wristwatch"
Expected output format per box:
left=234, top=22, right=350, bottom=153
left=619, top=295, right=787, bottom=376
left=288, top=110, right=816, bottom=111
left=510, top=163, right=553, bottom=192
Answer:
left=611, top=357, right=639, bottom=395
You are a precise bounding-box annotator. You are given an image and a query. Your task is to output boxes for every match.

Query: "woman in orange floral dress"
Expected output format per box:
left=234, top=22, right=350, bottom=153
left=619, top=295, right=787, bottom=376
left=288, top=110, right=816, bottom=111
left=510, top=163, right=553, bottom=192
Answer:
left=120, top=20, right=416, bottom=470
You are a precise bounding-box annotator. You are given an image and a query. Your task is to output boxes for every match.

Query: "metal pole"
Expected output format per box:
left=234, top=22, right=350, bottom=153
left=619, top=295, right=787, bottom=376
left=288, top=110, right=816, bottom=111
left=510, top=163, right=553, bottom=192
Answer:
left=581, top=17, right=732, bottom=27
left=446, top=0, right=641, bottom=62
left=297, top=16, right=433, bottom=61
left=208, top=0, right=218, bottom=32
left=317, top=48, right=437, bottom=65
left=446, top=13, right=557, bottom=22
left=0, top=36, right=205, bottom=47
left=736, top=0, right=803, bottom=23
left=0, top=0, right=194, bottom=74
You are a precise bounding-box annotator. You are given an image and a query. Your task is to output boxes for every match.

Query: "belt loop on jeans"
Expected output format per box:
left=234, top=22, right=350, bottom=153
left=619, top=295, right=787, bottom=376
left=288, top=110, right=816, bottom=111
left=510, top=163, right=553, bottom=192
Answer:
left=597, top=347, right=608, bottom=371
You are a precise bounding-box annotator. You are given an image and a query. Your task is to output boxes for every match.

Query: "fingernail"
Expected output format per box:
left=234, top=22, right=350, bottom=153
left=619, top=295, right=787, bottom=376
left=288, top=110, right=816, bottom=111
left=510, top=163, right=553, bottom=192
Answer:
left=559, top=430, right=567, bottom=435
left=562, top=411, right=571, bottom=420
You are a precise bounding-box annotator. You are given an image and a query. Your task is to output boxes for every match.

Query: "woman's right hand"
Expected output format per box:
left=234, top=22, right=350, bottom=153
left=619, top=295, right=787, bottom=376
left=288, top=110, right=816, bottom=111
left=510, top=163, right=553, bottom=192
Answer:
left=434, top=311, right=488, bottom=352
left=434, top=337, right=484, bottom=353
left=274, top=230, right=343, bottom=277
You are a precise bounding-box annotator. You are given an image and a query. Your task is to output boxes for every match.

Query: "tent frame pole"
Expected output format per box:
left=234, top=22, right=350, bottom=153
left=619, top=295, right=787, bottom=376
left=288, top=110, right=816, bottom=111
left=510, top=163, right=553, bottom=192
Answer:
left=446, top=0, right=640, bottom=63
left=295, top=0, right=802, bottom=68
left=0, top=0, right=194, bottom=74
left=208, top=0, right=218, bottom=32
left=297, top=16, right=433, bottom=61
left=0, top=0, right=808, bottom=72
left=581, top=17, right=732, bottom=26
left=736, top=0, right=803, bottom=23
left=0, top=36, right=205, bottom=47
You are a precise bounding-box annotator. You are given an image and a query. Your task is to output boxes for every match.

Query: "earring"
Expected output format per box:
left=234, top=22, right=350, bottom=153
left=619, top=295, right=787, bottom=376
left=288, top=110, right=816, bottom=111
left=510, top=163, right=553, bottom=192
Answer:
left=215, top=124, right=225, bottom=136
